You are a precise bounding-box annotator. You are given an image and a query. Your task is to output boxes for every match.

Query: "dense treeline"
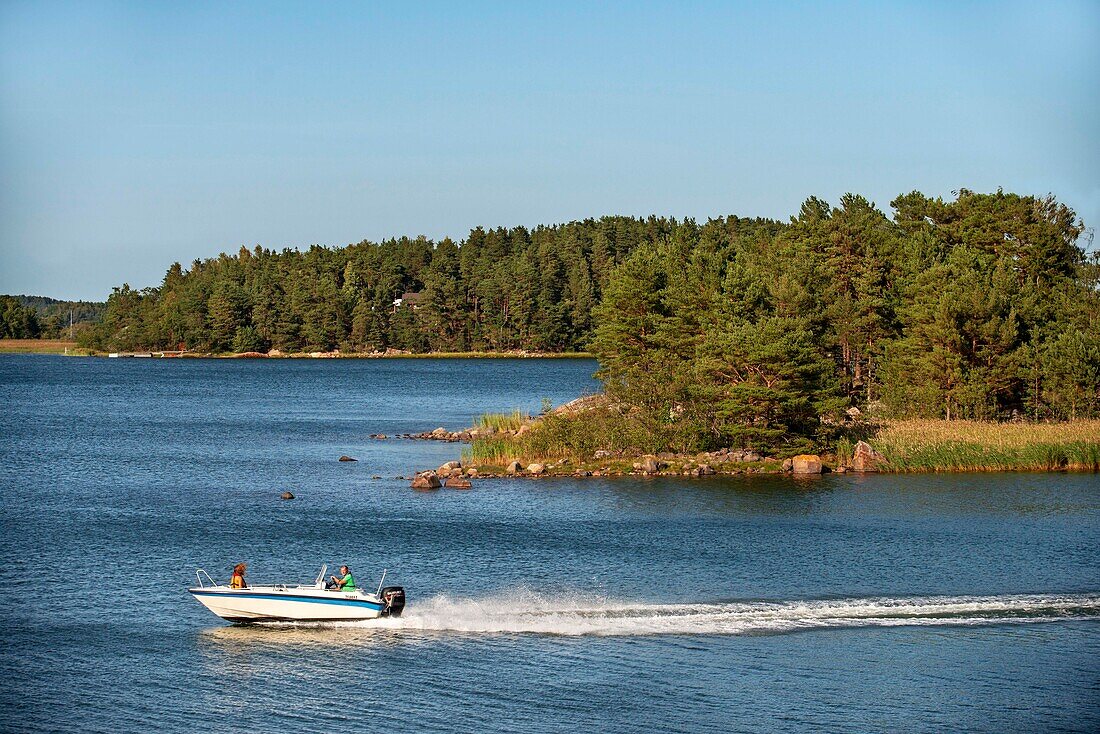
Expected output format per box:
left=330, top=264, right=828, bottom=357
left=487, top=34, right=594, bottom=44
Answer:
left=0, top=296, right=42, bottom=338
left=591, top=190, right=1099, bottom=453
left=85, top=189, right=1099, bottom=439
left=83, top=217, right=674, bottom=354
left=0, top=295, right=106, bottom=339
left=24, top=296, right=104, bottom=338
left=17, top=295, right=105, bottom=326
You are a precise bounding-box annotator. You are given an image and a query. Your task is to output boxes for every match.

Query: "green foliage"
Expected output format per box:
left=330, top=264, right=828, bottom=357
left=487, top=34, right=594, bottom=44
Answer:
left=868, top=420, right=1100, bottom=472
left=0, top=296, right=41, bottom=338
left=231, top=326, right=265, bottom=353
left=1039, top=328, right=1100, bottom=420
left=835, top=437, right=854, bottom=466
left=876, top=441, right=1100, bottom=472
left=589, top=189, right=1095, bottom=455
left=2, top=295, right=105, bottom=338
left=86, top=218, right=660, bottom=354
left=697, top=315, right=841, bottom=452
left=466, top=405, right=668, bottom=464
left=83, top=187, right=1097, bottom=449
left=882, top=246, right=1025, bottom=419
left=474, top=410, right=530, bottom=432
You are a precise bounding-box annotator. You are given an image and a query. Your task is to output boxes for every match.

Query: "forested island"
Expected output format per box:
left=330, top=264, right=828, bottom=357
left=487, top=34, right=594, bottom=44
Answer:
left=85, top=189, right=1097, bottom=417
left=70, top=188, right=1100, bottom=463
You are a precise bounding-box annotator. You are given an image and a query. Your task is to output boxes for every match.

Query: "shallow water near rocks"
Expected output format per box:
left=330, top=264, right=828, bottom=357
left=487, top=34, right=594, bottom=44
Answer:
left=1, top=355, right=1098, bottom=733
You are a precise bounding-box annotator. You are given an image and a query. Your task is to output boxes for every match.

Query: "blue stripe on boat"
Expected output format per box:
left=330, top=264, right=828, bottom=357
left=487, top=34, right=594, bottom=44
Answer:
left=190, top=590, right=384, bottom=610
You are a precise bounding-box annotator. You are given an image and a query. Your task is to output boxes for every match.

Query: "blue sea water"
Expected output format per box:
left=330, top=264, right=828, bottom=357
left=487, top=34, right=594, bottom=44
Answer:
left=0, top=355, right=1098, bottom=733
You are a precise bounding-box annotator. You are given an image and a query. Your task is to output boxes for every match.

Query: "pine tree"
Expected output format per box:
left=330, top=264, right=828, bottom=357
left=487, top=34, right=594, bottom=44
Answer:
left=696, top=315, right=839, bottom=452
left=1041, top=329, right=1100, bottom=419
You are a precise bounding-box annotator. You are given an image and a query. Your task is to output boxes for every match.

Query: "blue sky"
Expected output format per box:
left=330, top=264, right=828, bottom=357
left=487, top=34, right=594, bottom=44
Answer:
left=1, top=1, right=1097, bottom=301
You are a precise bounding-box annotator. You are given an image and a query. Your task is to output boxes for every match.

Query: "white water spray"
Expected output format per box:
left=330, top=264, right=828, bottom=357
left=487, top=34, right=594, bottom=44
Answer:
left=347, top=590, right=1100, bottom=637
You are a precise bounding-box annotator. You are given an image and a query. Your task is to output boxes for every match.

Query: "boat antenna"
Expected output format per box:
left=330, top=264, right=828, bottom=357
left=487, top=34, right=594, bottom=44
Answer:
left=376, top=568, right=388, bottom=596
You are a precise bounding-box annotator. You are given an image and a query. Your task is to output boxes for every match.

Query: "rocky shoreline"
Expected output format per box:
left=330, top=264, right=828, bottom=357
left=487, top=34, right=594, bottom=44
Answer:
left=401, top=419, right=888, bottom=488
left=392, top=401, right=1099, bottom=490
left=350, top=413, right=1097, bottom=493
left=400, top=427, right=481, bottom=442
left=398, top=395, right=891, bottom=489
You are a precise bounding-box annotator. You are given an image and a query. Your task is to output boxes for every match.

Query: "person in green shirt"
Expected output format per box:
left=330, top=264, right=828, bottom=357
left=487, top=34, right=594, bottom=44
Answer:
left=327, top=565, right=355, bottom=591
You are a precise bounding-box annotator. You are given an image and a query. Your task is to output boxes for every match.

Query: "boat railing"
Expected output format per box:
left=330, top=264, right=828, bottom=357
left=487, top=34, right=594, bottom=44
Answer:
left=194, top=568, right=219, bottom=589
left=193, top=565, right=373, bottom=593
left=376, top=568, right=388, bottom=595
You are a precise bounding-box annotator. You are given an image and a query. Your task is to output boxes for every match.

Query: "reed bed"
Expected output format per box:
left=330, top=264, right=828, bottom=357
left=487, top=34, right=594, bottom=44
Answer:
left=464, top=436, right=544, bottom=465
left=464, top=419, right=598, bottom=465
left=870, top=420, right=1100, bottom=472
left=474, top=410, right=530, bottom=433
left=0, top=339, right=82, bottom=354
left=465, top=406, right=667, bottom=466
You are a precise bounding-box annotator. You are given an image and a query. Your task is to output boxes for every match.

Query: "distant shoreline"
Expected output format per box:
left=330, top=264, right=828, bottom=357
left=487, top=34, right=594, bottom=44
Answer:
left=0, top=339, right=592, bottom=359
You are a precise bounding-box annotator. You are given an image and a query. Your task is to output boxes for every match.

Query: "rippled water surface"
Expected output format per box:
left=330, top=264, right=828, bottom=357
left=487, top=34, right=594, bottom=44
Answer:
left=1, top=355, right=1098, bottom=733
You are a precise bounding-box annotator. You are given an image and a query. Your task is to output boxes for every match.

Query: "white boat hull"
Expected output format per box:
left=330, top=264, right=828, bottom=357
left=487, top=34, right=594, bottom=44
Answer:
left=189, top=586, right=387, bottom=622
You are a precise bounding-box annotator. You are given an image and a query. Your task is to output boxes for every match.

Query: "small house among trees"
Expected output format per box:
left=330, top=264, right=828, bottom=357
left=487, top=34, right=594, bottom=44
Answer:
left=395, top=291, right=424, bottom=309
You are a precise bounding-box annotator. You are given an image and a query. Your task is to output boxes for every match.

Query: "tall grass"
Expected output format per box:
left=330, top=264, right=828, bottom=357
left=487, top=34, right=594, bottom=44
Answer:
left=835, top=437, right=854, bottom=466
left=0, top=339, right=82, bottom=354
left=463, top=436, right=532, bottom=465
left=464, top=405, right=667, bottom=466
left=474, top=410, right=530, bottom=433
left=870, top=420, right=1100, bottom=472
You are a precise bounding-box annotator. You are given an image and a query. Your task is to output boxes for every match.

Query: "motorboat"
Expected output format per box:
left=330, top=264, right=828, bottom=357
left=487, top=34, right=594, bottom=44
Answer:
left=189, top=565, right=405, bottom=623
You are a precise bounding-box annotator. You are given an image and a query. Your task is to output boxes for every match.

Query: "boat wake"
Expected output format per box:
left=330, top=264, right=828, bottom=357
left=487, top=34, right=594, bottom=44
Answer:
left=353, top=589, right=1100, bottom=637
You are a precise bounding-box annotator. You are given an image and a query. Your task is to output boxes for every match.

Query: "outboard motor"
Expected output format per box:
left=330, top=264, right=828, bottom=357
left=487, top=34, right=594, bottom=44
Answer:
left=380, top=586, right=405, bottom=617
